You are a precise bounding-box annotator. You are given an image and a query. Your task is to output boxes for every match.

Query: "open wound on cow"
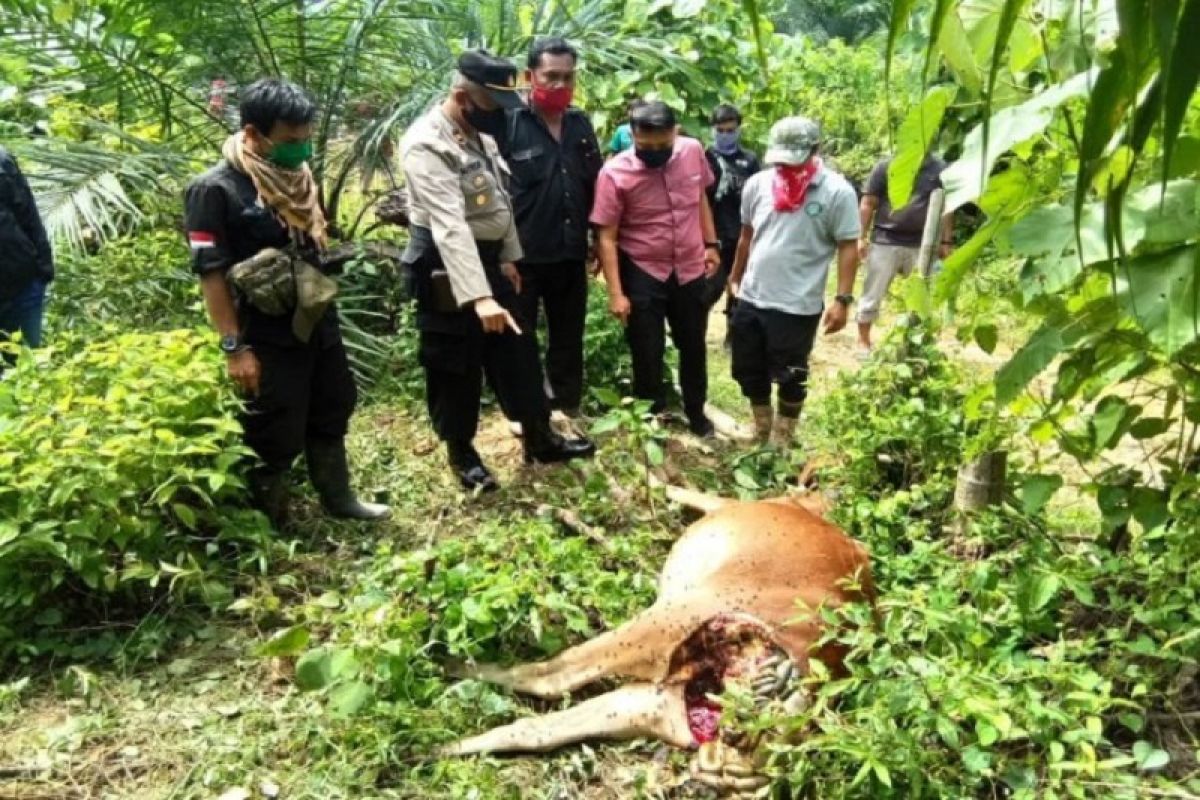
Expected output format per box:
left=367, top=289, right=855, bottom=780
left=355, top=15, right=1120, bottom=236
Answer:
left=672, top=613, right=781, bottom=745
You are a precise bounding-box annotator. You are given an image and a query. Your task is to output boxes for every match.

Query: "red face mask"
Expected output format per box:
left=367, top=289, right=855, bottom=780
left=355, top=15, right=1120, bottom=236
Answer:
left=772, top=157, right=823, bottom=213
left=531, top=83, right=574, bottom=114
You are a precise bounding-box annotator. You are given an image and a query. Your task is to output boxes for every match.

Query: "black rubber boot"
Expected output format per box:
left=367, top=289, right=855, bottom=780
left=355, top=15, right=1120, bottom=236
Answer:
left=523, top=418, right=596, bottom=464
left=248, top=467, right=290, bottom=530
left=447, top=440, right=499, bottom=493
left=305, top=437, right=391, bottom=521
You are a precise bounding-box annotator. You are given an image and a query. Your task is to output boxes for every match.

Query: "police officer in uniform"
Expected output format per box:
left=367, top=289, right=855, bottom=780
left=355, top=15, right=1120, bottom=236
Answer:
left=400, top=51, right=595, bottom=492
left=184, top=78, right=389, bottom=526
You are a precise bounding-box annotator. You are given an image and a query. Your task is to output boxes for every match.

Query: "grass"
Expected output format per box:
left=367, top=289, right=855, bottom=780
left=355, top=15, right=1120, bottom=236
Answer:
left=0, top=274, right=1116, bottom=800
left=0, top=390, right=732, bottom=799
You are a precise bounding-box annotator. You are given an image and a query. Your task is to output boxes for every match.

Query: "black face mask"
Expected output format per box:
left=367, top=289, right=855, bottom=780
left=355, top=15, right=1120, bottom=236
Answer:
left=635, top=147, right=672, bottom=169
left=464, top=101, right=506, bottom=137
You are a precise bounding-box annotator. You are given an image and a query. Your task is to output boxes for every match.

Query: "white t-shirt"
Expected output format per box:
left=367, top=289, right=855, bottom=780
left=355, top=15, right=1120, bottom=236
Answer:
left=739, top=167, right=860, bottom=316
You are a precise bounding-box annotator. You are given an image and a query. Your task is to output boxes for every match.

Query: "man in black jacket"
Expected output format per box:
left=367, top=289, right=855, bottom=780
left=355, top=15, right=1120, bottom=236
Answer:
left=493, top=37, right=604, bottom=419
left=704, top=105, right=760, bottom=346
left=183, top=79, right=389, bottom=527
left=0, top=146, right=53, bottom=349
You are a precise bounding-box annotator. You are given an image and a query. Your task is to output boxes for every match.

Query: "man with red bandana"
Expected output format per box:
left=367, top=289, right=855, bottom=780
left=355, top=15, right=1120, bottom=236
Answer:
left=727, top=117, right=860, bottom=447
left=492, top=37, right=604, bottom=421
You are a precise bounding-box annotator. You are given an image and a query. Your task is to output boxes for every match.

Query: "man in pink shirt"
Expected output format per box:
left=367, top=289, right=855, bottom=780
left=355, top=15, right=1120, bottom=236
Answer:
left=591, top=101, right=721, bottom=436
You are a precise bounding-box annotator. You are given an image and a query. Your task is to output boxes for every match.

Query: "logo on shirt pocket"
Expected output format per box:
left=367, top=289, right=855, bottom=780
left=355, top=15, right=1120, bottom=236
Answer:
left=805, top=200, right=825, bottom=217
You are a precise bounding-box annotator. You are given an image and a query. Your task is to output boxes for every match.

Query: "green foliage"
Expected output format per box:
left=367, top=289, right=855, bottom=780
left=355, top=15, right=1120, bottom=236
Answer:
left=580, top=284, right=633, bottom=412
left=750, top=320, right=1200, bottom=798
left=9, top=127, right=195, bottom=249
left=887, top=0, right=1200, bottom=541
left=589, top=391, right=670, bottom=500
left=48, top=230, right=202, bottom=336
left=3, top=0, right=911, bottom=251
left=742, top=38, right=915, bottom=180
left=331, top=253, right=414, bottom=390
left=251, top=513, right=665, bottom=729
left=761, top=471, right=1200, bottom=796
left=775, top=0, right=890, bottom=44
left=0, top=330, right=272, bottom=661
left=809, top=320, right=1000, bottom=520
left=888, top=84, right=955, bottom=208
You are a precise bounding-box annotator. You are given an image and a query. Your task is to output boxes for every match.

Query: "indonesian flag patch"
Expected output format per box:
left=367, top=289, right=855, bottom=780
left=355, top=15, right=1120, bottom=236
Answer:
left=188, top=231, right=216, bottom=250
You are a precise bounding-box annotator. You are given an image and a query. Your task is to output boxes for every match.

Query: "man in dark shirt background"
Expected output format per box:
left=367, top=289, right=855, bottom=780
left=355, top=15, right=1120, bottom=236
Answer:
left=184, top=78, right=389, bottom=527
left=704, top=104, right=759, bottom=346
left=0, top=146, right=53, bottom=351
left=494, top=37, right=603, bottom=419
left=856, top=153, right=952, bottom=356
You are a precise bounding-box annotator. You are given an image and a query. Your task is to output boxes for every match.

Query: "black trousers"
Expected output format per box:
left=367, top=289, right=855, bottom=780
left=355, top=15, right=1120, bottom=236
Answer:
left=242, top=329, right=357, bottom=473
left=730, top=300, right=821, bottom=410
left=410, top=236, right=549, bottom=444
left=620, top=255, right=708, bottom=415
left=513, top=259, right=588, bottom=412
left=702, top=240, right=739, bottom=314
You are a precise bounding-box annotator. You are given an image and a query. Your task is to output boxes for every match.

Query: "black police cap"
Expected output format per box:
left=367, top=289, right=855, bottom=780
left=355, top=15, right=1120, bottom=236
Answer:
left=457, top=49, right=523, bottom=110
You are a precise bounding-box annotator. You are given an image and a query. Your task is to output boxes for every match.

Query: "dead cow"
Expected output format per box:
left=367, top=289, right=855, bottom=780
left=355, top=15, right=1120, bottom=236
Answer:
left=443, top=493, right=875, bottom=793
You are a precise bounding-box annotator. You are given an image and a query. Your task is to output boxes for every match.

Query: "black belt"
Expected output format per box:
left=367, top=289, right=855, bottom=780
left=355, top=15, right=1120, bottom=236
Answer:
left=404, top=225, right=504, bottom=266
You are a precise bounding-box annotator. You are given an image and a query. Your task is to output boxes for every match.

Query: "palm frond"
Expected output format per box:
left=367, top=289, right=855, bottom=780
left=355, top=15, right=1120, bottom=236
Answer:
left=13, top=129, right=194, bottom=250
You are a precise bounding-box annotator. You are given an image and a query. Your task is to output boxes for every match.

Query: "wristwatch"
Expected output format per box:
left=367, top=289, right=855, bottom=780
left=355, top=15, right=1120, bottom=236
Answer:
left=705, top=241, right=721, bottom=249
left=219, top=333, right=244, bottom=355
left=834, top=293, right=855, bottom=306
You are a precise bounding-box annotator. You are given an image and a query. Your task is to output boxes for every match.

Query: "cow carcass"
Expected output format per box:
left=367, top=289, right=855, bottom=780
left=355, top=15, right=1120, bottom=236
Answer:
left=443, top=495, right=875, bottom=794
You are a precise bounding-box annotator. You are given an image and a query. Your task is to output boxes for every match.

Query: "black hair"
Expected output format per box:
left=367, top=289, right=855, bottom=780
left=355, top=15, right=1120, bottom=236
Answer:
left=630, top=101, right=676, bottom=133
left=239, top=78, right=317, bottom=135
left=710, top=103, right=741, bottom=125
left=528, top=37, right=579, bottom=69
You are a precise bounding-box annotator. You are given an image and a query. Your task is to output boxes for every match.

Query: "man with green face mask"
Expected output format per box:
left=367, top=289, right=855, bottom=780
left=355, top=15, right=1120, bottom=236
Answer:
left=183, top=78, right=389, bottom=528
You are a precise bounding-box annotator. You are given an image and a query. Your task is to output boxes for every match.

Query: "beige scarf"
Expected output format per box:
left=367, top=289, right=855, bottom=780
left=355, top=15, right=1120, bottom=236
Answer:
left=222, top=132, right=327, bottom=248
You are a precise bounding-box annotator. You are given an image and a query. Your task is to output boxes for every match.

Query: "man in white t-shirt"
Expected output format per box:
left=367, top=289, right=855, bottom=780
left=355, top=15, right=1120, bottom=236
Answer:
left=727, top=117, right=860, bottom=446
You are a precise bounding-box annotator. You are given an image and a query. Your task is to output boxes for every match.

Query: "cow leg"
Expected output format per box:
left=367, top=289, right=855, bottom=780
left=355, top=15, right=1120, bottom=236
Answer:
left=663, top=483, right=733, bottom=514
left=441, top=682, right=691, bottom=756
left=452, top=602, right=698, bottom=698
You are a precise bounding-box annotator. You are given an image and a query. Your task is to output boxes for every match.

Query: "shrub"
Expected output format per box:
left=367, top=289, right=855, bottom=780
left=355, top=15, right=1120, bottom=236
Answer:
left=753, top=322, right=1196, bottom=797
left=807, top=319, right=1004, bottom=537
left=47, top=230, right=202, bottom=336
left=249, top=511, right=667, bottom=738
left=0, top=329, right=272, bottom=661
left=581, top=283, right=634, bottom=413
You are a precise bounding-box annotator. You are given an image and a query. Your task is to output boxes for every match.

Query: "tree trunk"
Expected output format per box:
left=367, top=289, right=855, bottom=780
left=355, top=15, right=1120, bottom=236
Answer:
left=953, top=450, right=1008, bottom=514
left=916, top=187, right=946, bottom=280
left=948, top=451, right=1007, bottom=556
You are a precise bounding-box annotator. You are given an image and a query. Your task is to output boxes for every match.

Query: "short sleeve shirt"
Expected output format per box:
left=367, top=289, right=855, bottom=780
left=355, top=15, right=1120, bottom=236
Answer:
left=738, top=167, right=860, bottom=316
left=865, top=155, right=946, bottom=247
left=183, top=161, right=337, bottom=347
left=589, top=137, right=715, bottom=284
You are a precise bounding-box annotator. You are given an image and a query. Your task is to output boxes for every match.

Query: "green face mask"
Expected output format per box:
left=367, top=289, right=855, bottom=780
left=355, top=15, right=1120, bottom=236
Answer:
left=265, top=138, right=313, bottom=169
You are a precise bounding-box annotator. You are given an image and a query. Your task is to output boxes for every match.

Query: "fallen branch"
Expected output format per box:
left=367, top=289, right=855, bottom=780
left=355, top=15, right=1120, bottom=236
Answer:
left=602, top=470, right=635, bottom=508
left=1148, top=710, right=1200, bottom=722
left=535, top=504, right=611, bottom=550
